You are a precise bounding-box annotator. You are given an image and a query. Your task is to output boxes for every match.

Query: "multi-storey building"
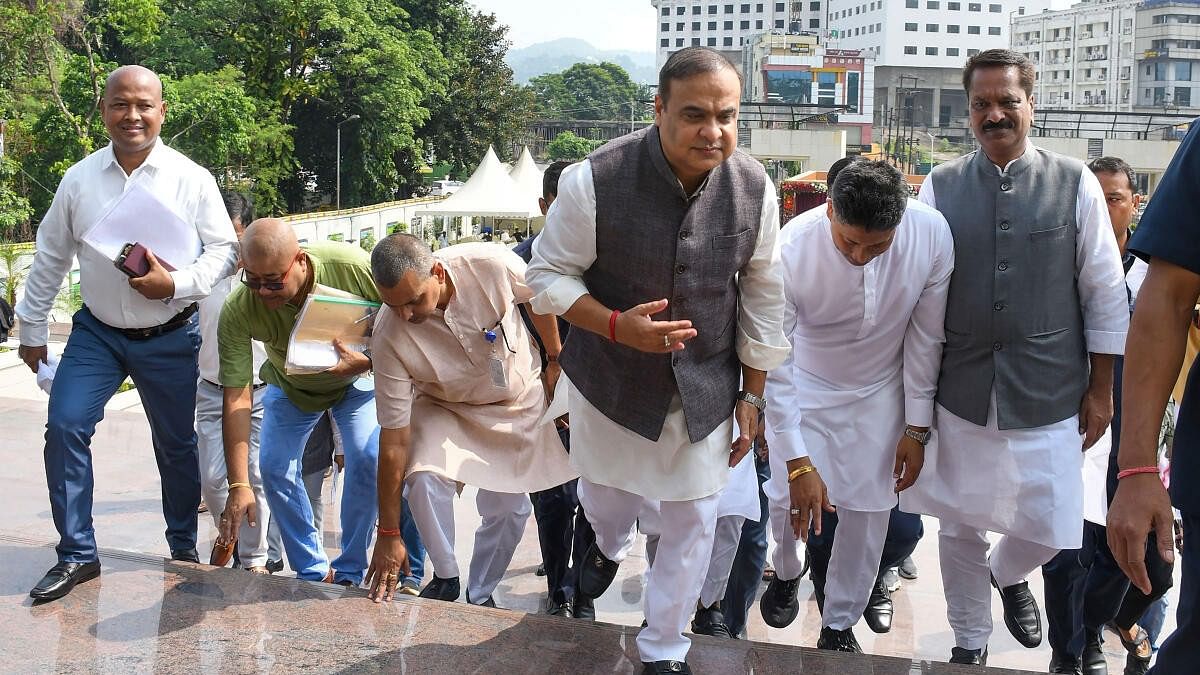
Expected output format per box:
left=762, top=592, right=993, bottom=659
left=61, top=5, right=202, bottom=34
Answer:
left=1011, top=0, right=1200, bottom=114
left=1134, top=0, right=1200, bottom=110
left=651, top=0, right=827, bottom=69
left=1013, top=1, right=1139, bottom=110
left=741, top=32, right=876, bottom=143
left=826, top=1, right=1055, bottom=129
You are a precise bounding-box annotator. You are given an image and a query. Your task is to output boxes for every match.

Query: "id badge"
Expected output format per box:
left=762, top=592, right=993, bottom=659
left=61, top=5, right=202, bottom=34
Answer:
left=483, top=327, right=507, bottom=388
left=488, top=353, right=508, bottom=388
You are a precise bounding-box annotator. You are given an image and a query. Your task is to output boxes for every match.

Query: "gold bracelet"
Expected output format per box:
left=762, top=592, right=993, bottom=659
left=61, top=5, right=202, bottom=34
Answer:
left=787, top=466, right=816, bottom=483
left=228, top=482, right=252, bottom=491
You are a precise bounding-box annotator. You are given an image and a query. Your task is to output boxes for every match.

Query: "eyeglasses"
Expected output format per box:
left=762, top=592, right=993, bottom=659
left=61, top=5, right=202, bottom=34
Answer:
left=241, top=257, right=298, bottom=291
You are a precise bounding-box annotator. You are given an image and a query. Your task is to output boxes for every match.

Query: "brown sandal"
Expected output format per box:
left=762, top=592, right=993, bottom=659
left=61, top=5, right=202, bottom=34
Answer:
left=209, top=538, right=237, bottom=567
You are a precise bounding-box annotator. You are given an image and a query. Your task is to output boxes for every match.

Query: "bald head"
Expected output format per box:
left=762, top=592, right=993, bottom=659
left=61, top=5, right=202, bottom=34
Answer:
left=104, top=65, right=163, bottom=102
left=242, top=218, right=299, bottom=265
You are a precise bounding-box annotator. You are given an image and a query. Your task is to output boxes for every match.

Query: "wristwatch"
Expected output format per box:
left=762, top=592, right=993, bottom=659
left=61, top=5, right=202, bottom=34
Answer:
left=737, top=390, right=767, bottom=412
left=904, top=427, right=932, bottom=445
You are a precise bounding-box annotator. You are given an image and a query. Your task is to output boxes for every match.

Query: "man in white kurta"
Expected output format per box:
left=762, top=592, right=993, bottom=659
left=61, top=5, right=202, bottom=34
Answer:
left=526, top=48, right=788, bottom=673
left=365, top=235, right=576, bottom=606
left=900, top=51, right=1129, bottom=665
left=762, top=160, right=954, bottom=651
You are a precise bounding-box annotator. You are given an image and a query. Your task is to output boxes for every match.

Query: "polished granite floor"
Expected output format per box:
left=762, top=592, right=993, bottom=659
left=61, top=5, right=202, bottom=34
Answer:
left=2, top=534, right=1041, bottom=674
left=0, top=345, right=1180, bottom=673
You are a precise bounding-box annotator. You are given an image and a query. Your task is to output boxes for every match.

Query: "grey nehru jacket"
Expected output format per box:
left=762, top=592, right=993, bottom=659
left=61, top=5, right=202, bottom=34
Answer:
left=928, top=147, right=1089, bottom=430
left=559, top=125, right=765, bottom=443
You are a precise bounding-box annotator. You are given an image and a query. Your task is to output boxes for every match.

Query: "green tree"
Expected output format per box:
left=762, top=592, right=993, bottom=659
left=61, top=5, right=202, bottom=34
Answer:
left=405, top=4, right=535, bottom=178
left=531, top=62, right=649, bottom=121
left=0, top=158, right=34, bottom=242
left=0, top=242, right=34, bottom=307
left=546, top=131, right=600, bottom=161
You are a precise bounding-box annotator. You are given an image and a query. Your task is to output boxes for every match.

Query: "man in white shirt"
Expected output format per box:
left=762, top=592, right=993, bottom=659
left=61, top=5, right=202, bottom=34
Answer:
left=759, top=160, right=953, bottom=651
left=903, top=50, right=1128, bottom=665
left=197, top=191, right=277, bottom=572
left=19, top=65, right=237, bottom=601
left=527, top=47, right=788, bottom=674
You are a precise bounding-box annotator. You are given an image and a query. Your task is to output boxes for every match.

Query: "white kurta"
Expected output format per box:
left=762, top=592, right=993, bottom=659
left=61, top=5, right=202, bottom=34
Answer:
left=764, top=199, right=954, bottom=512
left=901, top=148, right=1130, bottom=549
left=527, top=159, right=790, bottom=502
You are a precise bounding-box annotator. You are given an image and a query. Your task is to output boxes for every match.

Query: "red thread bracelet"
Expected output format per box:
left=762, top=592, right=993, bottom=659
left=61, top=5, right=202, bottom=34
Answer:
left=608, top=309, right=620, bottom=342
left=1117, top=466, right=1159, bottom=480
left=377, top=526, right=402, bottom=536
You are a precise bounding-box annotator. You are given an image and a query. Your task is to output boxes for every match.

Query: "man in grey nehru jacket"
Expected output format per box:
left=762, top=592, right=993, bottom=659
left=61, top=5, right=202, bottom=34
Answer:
left=527, top=47, right=788, bottom=674
left=902, top=49, right=1129, bottom=666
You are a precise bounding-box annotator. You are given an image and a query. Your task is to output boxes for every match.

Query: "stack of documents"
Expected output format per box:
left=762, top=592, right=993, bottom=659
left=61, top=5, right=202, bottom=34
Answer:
left=82, top=182, right=202, bottom=269
left=285, top=284, right=381, bottom=375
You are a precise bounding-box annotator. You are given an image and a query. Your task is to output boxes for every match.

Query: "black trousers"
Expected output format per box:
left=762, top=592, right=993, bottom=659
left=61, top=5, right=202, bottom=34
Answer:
left=1043, top=522, right=1175, bottom=658
left=530, top=427, right=595, bottom=603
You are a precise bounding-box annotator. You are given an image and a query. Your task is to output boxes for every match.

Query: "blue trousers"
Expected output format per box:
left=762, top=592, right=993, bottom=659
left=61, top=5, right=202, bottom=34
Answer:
left=259, top=383, right=379, bottom=584
left=723, top=451, right=771, bottom=637
left=1152, top=511, right=1198, bottom=674
left=46, top=307, right=201, bottom=562
left=401, top=496, right=425, bottom=585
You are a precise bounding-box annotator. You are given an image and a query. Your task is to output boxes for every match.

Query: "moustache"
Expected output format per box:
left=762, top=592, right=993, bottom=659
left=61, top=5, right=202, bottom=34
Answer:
left=982, top=121, right=1015, bottom=132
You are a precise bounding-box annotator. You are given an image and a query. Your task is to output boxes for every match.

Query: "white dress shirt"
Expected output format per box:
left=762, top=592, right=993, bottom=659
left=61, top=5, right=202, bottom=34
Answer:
left=198, top=275, right=265, bottom=385
left=527, top=159, right=789, bottom=501
left=16, top=140, right=237, bottom=346
left=764, top=199, right=954, bottom=511
left=902, top=145, right=1130, bottom=547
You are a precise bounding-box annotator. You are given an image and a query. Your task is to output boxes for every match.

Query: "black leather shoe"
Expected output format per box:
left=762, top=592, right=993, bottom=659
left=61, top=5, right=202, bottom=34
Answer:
left=265, top=558, right=284, bottom=574
left=642, top=660, right=691, bottom=674
left=547, top=598, right=573, bottom=617
left=863, top=577, right=894, bottom=634
left=577, top=543, right=620, bottom=600
left=573, top=595, right=596, bottom=620
left=418, top=575, right=460, bottom=602
left=1049, top=651, right=1083, bottom=674
left=816, top=626, right=862, bottom=652
left=1123, top=652, right=1150, bottom=675
left=691, top=602, right=733, bottom=638
left=759, top=576, right=801, bottom=628
left=1082, top=628, right=1107, bottom=675
left=949, top=646, right=988, bottom=665
left=992, top=576, right=1042, bottom=648
left=171, top=548, right=200, bottom=563
left=29, top=561, right=101, bottom=601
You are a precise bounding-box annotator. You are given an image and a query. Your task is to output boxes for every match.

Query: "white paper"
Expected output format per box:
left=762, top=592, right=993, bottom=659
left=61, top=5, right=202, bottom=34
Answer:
left=285, top=285, right=379, bottom=375
left=1081, top=428, right=1113, bottom=525
left=537, top=372, right=570, bottom=426
left=82, top=182, right=202, bottom=269
left=36, top=353, right=60, bottom=395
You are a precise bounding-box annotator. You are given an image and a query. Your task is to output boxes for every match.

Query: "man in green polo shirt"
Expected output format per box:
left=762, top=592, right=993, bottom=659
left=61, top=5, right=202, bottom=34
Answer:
left=217, top=218, right=385, bottom=585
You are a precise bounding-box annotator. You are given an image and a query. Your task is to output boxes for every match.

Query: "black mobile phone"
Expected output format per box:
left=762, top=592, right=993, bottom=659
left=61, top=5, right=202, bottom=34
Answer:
left=114, top=242, right=146, bottom=278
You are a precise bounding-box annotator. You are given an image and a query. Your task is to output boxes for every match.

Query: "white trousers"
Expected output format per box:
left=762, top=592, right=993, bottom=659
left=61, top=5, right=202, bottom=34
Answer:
left=579, top=478, right=721, bottom=663
left=644, top=512, right=746, bottom=608
left=405, top=471, right=531, bottom=604
left=196, top=380, right=272, bottom=567
left=767, top=493, right=890, bottom=630
left=939, top=520, right=1059, bottom=649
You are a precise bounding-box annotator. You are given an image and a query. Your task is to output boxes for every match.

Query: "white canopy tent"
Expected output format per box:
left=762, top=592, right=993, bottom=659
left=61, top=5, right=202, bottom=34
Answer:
left=415, top=146, right=540, bottom=219
left=508, top=146, right=545, bottom=214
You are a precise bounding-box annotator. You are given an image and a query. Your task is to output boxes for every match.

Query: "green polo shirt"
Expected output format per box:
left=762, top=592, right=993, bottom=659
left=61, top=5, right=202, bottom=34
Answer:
left=218, top=241, right=380, bottom=412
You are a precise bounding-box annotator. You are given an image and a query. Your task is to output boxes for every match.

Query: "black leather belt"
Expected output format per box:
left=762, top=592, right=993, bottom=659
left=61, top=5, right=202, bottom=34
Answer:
left=109, top=303, right=198, bottom=340
left=202, top=379, right=267, bottom=391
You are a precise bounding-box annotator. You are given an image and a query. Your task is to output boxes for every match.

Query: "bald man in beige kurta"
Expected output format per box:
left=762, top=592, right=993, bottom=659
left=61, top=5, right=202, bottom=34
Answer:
left=372, top=242, right=576, bottom=605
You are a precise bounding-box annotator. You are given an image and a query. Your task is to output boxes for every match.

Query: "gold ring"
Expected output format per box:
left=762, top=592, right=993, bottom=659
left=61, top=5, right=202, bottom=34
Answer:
left=663, top=335, right=670, bottom=348
left=790, top=508, right=801, bottom=515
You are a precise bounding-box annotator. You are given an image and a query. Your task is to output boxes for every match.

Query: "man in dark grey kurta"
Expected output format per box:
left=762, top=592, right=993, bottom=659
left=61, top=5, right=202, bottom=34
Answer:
left=901, top=49, right=1128, bottom=666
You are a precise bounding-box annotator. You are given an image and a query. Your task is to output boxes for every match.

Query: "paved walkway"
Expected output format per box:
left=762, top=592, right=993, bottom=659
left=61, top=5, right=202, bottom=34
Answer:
left=0, top=341, right=1179, bottom=672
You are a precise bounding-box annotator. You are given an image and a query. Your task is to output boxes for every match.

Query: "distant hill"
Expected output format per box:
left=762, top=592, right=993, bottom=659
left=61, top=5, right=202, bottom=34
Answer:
left=507, top=38, right=657, bottom=84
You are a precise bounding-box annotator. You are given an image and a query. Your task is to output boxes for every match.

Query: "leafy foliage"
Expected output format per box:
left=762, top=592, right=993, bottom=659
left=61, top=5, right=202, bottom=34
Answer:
left=547, top=131, right=602, bottom=161
left=530, top=62, right=652, bottom=121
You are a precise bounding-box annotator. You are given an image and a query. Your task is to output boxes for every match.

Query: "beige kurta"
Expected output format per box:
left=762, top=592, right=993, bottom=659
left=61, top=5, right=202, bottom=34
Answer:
left=372, top=243, right=577, bottom=494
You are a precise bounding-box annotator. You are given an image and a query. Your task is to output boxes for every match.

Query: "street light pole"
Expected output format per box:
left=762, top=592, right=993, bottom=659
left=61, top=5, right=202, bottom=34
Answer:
left=336, top=114, right=361, bottom=212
